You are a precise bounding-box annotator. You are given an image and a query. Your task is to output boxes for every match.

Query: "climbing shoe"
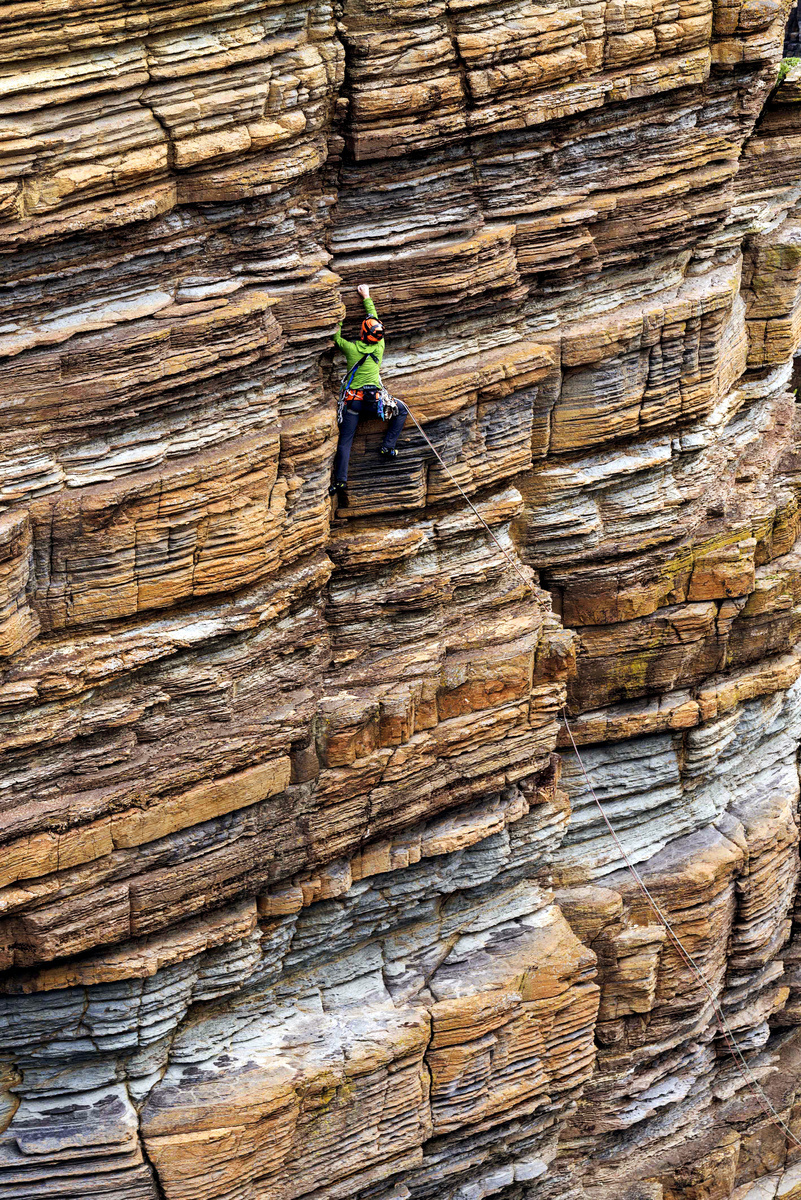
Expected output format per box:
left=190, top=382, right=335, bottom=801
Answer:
left=328, top=482, right=349, bottom=507
left=379, top=447, right=398, bottom=460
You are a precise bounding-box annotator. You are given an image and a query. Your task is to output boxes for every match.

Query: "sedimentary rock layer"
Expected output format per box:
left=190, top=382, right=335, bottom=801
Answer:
left=0, top=0, right=800, bottom=1197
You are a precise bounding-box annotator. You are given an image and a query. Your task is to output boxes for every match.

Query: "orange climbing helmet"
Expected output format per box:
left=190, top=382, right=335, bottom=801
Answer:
left=360, top=316, right=385, bottom=344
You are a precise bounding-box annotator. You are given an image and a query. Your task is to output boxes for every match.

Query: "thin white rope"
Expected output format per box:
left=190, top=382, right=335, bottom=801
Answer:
left=401, top=397, right=801, bottom=1147
left=404, top=403, right=536, bottom=595
left=561, top=711, right=801, bottom=1146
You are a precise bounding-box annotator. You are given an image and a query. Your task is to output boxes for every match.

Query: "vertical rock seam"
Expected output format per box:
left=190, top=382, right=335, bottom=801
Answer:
left=0, top=0, right=800, bottom=1198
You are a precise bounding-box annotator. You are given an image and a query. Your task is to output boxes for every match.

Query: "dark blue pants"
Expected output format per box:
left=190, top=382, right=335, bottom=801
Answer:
left=333, top=396, right=408, bottom=483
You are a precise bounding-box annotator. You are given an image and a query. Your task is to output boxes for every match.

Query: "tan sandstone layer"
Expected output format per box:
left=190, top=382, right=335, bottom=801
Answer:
left=0, top=0, right=800, bottom=1198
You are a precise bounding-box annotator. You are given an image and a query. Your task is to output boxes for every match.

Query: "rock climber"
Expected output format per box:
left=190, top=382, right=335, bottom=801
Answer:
left=328, top=284, right=408, bottom=507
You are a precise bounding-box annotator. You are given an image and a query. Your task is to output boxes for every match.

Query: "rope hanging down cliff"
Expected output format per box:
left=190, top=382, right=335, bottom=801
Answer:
left=560, top=714, right=801, bottom=1150
left=407, top=397, right=801, bottom=1153
left=404, top=404, right=536, bottom=593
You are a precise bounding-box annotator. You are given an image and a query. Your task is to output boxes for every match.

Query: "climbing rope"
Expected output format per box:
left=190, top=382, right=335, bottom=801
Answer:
left=562, top=713, right=801, bottom=1150
left=404, top=403, right=537, bottom=596
left=403, top=398, right=801, bottom=1150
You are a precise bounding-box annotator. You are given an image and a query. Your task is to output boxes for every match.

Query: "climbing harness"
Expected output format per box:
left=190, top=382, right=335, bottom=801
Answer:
left=337, top=354, right=398, bottom=425
left=401, top=395, right=801, bottom=1152
left=337, top=354, right=374, bottom=425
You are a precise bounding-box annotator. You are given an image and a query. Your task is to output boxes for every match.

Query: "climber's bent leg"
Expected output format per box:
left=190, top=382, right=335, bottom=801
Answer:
left=332, top=400, right=363, bottom=483
left=381, top=400, right=408, bottom=454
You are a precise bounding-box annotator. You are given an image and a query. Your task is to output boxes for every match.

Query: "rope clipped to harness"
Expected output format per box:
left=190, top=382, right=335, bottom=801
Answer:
left=337, top=354, right=399, bottom=425
left=401, top=395, right=801, bottom=1151
left=337, top=353, right=375, bottom=426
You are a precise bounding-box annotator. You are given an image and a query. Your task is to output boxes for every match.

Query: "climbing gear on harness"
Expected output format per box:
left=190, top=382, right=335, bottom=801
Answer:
left=337, top=353, right=377, bottom=425
left=337, top=362, right=398, bottom=426
left=328, top=481, right=349, bottom=506
left=360, top=316, right=384, bottom=344
left=375, top=385, right=399, bottom=422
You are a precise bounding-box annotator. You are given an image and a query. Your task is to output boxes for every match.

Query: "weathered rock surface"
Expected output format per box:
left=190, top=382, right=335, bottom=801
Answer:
left=0, top=0, right=800, bottom=1197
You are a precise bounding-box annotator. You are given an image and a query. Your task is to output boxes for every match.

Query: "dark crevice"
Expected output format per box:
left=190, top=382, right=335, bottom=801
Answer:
left=138, top=1133, right=170, bottom=1200
left=785, top=3, right=801, bottom=56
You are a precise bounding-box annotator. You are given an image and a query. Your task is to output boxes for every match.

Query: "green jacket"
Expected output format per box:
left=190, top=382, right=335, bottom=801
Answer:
left=334, top=296, right=385, bottom=389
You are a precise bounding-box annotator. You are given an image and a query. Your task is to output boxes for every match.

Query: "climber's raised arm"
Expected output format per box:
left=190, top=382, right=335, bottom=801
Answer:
left=333, top=285, right=381, bottom=355
left=356, top=284, right=384, bottom=365
left=358, top=283, right=380, bottom=324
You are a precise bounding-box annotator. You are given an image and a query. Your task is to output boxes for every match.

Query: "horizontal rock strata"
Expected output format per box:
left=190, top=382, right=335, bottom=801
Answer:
left=0, top=0, right=801, bottom=1198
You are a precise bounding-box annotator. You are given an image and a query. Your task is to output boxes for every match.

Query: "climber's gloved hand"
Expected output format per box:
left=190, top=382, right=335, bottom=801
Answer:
left=357, top=284, right=370, bottom=298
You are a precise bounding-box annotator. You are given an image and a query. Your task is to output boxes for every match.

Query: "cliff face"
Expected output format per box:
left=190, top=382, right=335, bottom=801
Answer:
left=0, top=2, right=801, bottom=1198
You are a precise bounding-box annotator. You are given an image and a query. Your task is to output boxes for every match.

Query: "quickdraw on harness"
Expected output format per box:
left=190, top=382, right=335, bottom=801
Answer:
left=337, top=352, right=399, bottom=426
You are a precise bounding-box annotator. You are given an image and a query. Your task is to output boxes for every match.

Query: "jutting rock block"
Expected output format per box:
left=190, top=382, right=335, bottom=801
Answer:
left=0, top=0, right=800, bottom=1198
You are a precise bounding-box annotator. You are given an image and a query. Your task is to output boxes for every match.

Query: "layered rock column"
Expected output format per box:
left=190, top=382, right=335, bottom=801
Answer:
left=0, top=1, right=800, bottom=1198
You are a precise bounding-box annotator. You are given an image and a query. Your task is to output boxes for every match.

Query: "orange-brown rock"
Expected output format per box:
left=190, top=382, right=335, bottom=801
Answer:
left=0, top=0, right=799, bottom=1197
